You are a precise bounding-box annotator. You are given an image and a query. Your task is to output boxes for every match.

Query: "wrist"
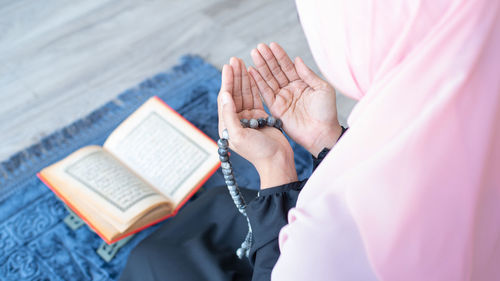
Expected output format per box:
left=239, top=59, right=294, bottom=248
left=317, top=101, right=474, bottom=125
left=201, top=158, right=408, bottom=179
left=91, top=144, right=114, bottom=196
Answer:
left=254, top=153, right=298, bottom=189
left=308, top=122, right=343, bottom=158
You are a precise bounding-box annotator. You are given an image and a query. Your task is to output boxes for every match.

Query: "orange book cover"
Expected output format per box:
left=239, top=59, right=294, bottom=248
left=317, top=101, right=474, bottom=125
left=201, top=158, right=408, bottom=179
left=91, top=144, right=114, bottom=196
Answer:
left=37, top=96, right=221, bottom=244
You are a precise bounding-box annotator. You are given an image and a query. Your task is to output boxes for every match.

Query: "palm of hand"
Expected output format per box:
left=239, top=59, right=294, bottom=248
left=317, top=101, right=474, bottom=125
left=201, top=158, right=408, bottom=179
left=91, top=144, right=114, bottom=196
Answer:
left=236, top=109, right=292, bottom=161
left=270, top=80, right=338, bottom=149
left=217, top=57, right=294, bottom=166
left=248, top=43, right=340, bottom=153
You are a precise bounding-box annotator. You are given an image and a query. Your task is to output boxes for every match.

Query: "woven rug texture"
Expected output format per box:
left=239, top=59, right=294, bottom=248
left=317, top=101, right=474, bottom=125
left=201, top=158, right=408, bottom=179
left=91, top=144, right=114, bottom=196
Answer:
left=0, top=56, right=312, bottom=281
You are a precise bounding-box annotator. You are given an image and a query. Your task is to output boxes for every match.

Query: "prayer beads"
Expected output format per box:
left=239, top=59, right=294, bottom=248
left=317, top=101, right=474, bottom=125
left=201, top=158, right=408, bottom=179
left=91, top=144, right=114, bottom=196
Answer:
left=217, top=116, right=283, bottom=259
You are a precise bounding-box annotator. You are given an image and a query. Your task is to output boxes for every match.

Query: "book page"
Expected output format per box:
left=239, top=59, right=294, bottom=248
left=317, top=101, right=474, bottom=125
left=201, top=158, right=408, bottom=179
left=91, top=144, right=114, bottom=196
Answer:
left=40, top=146, right=172, bottom=232
left=65, top=149, right=158, bottom=213
left=104, top=97, right=219, bottom=205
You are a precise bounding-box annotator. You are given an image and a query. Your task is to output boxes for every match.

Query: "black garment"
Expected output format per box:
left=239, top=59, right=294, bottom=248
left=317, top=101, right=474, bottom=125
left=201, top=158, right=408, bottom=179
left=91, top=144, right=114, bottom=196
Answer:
left=245, top=143, right=340, bottom=280
left=247, top=182, right=305, bottom=280
left=119, top=186, right=257, bottom=281
left=120, top=144, right=338, bottom=281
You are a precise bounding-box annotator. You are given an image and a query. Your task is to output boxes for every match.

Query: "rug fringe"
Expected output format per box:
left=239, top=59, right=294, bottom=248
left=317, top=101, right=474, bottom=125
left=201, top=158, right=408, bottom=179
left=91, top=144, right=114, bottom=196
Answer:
left=0, top=55, right=211, bottom=197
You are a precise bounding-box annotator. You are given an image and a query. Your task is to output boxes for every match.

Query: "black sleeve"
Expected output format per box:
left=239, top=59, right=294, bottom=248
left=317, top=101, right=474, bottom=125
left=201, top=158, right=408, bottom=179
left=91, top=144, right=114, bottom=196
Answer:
left=312, top=126, right=348, bottom=171
left=246, top=150, right=330, bottom=281
left=246, top=181, right=305, bottom=281
left=246, top=126, right=348, bottom=281
left=312, top=147, right=332, bottom=171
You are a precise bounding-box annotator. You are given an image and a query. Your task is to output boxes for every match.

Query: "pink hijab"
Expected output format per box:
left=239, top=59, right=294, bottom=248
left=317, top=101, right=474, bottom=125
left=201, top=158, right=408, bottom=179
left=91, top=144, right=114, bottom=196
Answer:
left=273, top=0, right=500, bottom=280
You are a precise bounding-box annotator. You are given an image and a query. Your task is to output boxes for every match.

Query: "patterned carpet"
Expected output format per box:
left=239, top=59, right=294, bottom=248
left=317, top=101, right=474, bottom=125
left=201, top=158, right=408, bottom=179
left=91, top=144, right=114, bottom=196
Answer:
left=0, top=56, right=312, bottom=281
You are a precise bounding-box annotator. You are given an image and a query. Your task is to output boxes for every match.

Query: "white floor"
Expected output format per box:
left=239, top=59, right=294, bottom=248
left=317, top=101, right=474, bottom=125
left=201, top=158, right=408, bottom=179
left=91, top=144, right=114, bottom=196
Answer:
left=0, top=0, right=356, bottom=161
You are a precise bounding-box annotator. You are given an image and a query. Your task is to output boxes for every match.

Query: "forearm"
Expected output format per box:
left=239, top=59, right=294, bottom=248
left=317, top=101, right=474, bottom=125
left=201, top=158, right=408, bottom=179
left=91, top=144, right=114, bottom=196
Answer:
left=254, top=151, right=298, bottom=189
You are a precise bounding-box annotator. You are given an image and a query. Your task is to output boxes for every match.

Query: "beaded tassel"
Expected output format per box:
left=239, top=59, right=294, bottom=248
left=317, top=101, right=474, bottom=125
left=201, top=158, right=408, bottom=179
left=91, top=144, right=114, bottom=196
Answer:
left=217, top=116, right=283, bottom=259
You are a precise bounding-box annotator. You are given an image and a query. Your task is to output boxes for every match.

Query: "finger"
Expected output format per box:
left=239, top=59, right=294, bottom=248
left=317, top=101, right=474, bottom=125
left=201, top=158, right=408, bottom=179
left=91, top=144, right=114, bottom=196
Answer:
left=269, top=42, right=300, bottom=82
left=295, top=56, right=326, bottom=90
left=248, top=66, right=275, bottom=107
left=239, top=58, right=254, bottom=110
left=251, top=48, right=280, bottom=92
left=217, top=94, right=224, bottom=138
left=221, top=64, right=233, bottom=93
left=230, top=57, right=243, bottom=112
left=218, top=64, right=232, bottom=137
left=249, top=70, right=264, bottom=110
left=257, top=43, right=289, bottom=87
left=220, top=91, right=245, bottom=145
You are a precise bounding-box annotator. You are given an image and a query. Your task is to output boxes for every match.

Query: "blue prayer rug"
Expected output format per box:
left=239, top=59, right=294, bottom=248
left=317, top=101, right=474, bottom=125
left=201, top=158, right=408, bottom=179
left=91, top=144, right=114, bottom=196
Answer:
left=0, top=56, right=312, bottom=281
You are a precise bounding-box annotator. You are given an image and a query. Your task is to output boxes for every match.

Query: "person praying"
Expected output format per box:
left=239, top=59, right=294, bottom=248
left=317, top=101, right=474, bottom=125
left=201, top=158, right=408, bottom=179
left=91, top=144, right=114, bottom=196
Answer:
left=120, top=0, right=500, bottom=280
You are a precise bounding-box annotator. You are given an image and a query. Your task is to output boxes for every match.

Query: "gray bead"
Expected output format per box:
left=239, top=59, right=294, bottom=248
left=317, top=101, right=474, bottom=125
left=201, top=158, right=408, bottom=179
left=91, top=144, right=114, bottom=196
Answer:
left=225, top=180, right=235, bottom=186
left=218, top=148, right=228, bottom=156
left=222, top=168, right=232, bottom=175
left=227, top=185, right=237, bottom=192
left=222, top=129, right=229, bottom=139
left=217, top=138, right=228, bottom=149
left=240, top=118, right=249, bottom=128
left=249, top=119, right=258, bottom=128
left=236, top=248, right=245, bottom=259
left=245, top=232, right=252, bottom=242
left=219, top=155, right=229, bottom=162
left=221, top=162, right=231, bottom=169
left=224, top=174, right=234, bottom=181
left=258, top=118, right=266, bottom=128
left=230, top=189, right=239, bottom=196
left=241, top=240, right=249, bottom=248
left=274, top=118, right=283, bottom=129
left=266, top=116, right=276, bottom=126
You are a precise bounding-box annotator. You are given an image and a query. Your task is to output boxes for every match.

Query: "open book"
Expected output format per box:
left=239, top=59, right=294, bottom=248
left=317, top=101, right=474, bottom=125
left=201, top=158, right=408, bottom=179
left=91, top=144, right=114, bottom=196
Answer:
left=38, top=97, right=220, bottom=244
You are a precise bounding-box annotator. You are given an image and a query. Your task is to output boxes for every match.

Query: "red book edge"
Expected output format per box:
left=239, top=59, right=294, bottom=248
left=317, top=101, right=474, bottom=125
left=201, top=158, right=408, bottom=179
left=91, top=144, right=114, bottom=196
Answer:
left=37, top=96, right=221, bottom=244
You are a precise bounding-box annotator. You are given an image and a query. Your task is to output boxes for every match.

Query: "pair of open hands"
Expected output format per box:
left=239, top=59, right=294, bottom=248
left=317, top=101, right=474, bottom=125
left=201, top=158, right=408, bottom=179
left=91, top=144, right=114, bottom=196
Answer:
left=217, top=43, right=342, bottom=189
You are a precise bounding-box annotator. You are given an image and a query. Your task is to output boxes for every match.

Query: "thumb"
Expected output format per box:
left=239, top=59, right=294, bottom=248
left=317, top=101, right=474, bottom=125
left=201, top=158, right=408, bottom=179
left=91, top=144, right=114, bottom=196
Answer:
left=295, top=56, right=326, bottom=90
left=221, top=91, right=244, bottom=141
